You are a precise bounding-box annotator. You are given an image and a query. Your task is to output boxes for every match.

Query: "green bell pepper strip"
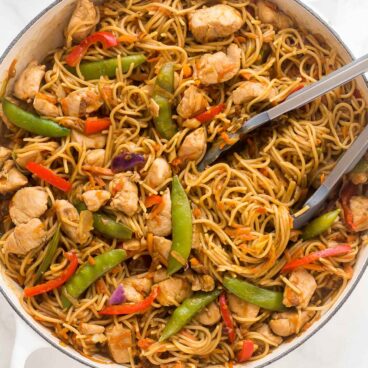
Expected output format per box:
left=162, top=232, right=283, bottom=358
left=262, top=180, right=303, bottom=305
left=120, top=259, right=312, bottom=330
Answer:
left=2, top=99, right=70, bottom=137
left=61, top=249, right=127, bottom=308
left=302, top=209, right=340, bottom=240
left=167, top=176, right=193, bottom=275
left=223, top=276, right=285, bottom=312
left=159, top=290, right=221, bottom=341
left=152, top=63, right=177, bottom=139
left=35, top=225, right=61, bottom=283
left=75, top=202, right=133, bottom=240
left=66, top=54, right=146, bottom=80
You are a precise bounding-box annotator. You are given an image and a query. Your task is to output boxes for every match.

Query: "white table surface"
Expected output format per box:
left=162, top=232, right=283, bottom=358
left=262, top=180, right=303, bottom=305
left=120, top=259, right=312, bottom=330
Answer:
left=0, top=1, right=367, bottom=367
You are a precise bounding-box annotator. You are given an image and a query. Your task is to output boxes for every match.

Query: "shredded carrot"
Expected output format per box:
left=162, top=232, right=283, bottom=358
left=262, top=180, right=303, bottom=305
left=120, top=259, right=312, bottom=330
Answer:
left=117, top=34, right=137, bottom=43
left=342, top=125, right=349, bottom=138
left=82, top=165, right=114, bottom=176
left=88, top=256, right=96, bottom=266
left=96, top=279, right=108, bottom=294
left=138, top=338, right=154, bottom=349
left=220, top=132, right=235, bottom=145
left=182, top=64, right=192, bottom=78
left=193, top=207, right=202, bottom=218
left=147, top=56, right=160, bottom=63
left=256, top=207, right=267, bottom=214
left=240, top=71, right=252, bottom=80
left=320, top=173, right=325, bottom=183
left=229, top=362, right=234, bottom=368
left=146, top=232, right=154, bottom=255
left=235, top=36, right=247, bottom=43
left=259, top=168, right=268, bottom=176
left=145, top=195, right=162, bottom=208
left=190, top=257, right=200, bottom=267
left=171, top=157, right=182, bottom=167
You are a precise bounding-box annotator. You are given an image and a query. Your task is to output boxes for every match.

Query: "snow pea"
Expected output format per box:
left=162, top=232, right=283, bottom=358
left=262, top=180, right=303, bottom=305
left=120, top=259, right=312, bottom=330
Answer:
left=61, top=249, right=127, bottom=308
left=223, top=276, right=285, bottom=312
left=302, top=209, right=340, bottom=240
left=2, top=99, right=70, bottom=137
left=167, top=176, right=192, bottom=275
left=159, top=289, right=221, bottom=341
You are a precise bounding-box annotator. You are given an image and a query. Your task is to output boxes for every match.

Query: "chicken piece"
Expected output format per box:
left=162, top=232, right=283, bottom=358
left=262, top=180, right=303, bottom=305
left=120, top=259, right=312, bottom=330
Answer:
left=177, top=85, right=209, bottom=119
left=228, top=294, right=260, bottom=321
left=350, top=195, right=368, bottom=231
left=189, top=4, right=243, bottom=43
left=9, top=187, right=48, bottom=225
left=232, top=81, right=277, bottom=105
left=13, top=61, right=45, bottom=101
left=71, top=130, right=106, bottom=149
left=0, top=160, right=28, bottom=194
left=106, top=324, right=132, bottom=364
left=3, top=218, right=46, bottom=255
left=122, top=276, right=152, bottom=303
left=258, top=1, right=293, bottom=30
left=82, top=189, right=111, bottom=212
left=178, top=127, right=207, bottom=162
left=66, top=0, right=98, bottom=42
left=283, top=269, right=317, bottom=308
left=0, top=147, right=11, bottom=166
left=110, top=174, right=139, bottom=216
left=123, top=239, right=147, bottom=253
left=151, top=236, right=171, bottom=266
left=153, top=268, right=169, bottom=283
left=256, top=324, right=283, bottom=346
left=85, top=149, right=105, bottom=166
left=80, top=323, right=105, bottom=335
left=87, top=333, right=107, bottom=344
left=156, top=277, right=191, bottom=306
left=61, top=88, right=103, bottom=117
left=196, top=302, right=221, bottom=326
left=15, top=150, right=42, bottom=168
left=147, top=188, right=172, bottom=237
left=269, top=311, right=311, bottom=337
left=54, top=200, right=92, bottom=244
left=145, top=158, right=171, bottom=189
left=184, top=271, right=215, bottom=292
left=196, top=44, right=241, bottom=85
left=33, top=93, right=59, bottom=117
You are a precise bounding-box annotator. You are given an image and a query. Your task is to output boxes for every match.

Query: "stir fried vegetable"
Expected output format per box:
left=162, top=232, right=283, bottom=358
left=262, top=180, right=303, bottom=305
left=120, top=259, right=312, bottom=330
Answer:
left=61, top=249, right=127, bottom=308
left=111, top=152, right=145, bottom=173
left=302, top=209, right=341, bottom=240
left=194, top=104, right=225, bottom=123
left=159, top=289, right=221, bottom=341
left=237, top=340, right=255, bottom=363
left=2, top=99, right=70, bottom=137
left=84, top=117, right=111, bottom=135
left=223, top=276, right=285, bottom=311
left=108, top=284, right=126, bottom=305
left=219, top=293, right=235, bottom=343
left=167, top=176, right=193, bottom=275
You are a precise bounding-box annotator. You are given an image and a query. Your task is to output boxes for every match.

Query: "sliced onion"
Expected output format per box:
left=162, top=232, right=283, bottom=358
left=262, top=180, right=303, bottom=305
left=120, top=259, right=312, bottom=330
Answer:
left=108, top=284, right=126, bottom=305
left=111, top=152, right=145, bottom=173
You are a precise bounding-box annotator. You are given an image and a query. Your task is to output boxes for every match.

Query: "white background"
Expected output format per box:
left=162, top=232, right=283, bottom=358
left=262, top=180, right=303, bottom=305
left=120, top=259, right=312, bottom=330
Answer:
left=0, top=0, right=367, bottom=367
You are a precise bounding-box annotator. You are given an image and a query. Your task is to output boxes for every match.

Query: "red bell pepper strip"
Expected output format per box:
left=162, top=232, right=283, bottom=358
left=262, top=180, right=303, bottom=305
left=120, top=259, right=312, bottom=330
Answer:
left=24, top=252, right=78, bottom=297
left=65, top=32, right=118, bottom=67
left=26, top=162, right=72, bottom=192
left=99, top=288, right=158, bottom=315
left=219, top=293, right=236, bottom=343
left=194, top=104, right=225, bottom=123
left=145, top=195, right=162, bottom=208
left=84, top=117, right=111, bottom=135
left=282, top=244, right=351, bottom=273
left=340, top=183, right=358, bottom=230
left=237, top=340, right=255, bottom=363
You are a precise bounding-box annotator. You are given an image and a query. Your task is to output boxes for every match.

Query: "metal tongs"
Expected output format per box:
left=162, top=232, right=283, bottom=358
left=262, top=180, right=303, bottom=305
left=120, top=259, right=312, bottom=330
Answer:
left=198, top=53, right=368, bottom=229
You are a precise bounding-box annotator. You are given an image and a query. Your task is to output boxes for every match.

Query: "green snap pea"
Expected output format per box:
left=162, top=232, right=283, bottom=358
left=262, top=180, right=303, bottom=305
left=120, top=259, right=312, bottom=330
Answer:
left=61, top=249, right=127, bottom=308
left=67, top=55, right=146, bottom=80
left=223, top=276, right=285, bottom=312
left=159, top=290, right=221, bottom=341
left=167, top=176, right=193, bottom=275
left=2, top=99, right=70, bottom=137
left=302, top=209, right=341, bottom=240
left=35, top=225, right=61, bottom=283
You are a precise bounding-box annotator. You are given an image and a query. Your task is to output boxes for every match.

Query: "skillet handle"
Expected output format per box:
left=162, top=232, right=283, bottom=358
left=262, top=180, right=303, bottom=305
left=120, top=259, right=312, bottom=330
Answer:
left=10, top=316, right=49, bottom=368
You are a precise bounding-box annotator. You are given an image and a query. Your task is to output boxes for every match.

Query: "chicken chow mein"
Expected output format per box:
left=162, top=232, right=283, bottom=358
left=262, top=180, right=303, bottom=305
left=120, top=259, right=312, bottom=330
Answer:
left=0, top=0, right=367, bottom=366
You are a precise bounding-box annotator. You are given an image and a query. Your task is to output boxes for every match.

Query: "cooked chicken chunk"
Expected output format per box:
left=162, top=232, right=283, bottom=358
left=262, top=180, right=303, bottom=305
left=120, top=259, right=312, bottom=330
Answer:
left=66, top=0, right=98, bottom=42
left=153, top=269, right=169, bottom=283
left=283, top=269, right=317, bottom=308
left=178, top=127, right=207, bottom=162
left=177, top=86, right=209, bottom=119
left=152, top=236, right=171, bottom=266
left=54, top=200, right=92, bottom=244
left=228, top=294, right=260, bottom=321
left=350, top=195, right=368, bottom=231
left=196, top=44, right=241, bottom=85
left=269, top=311, right=311, bottom=337
left=184, top=271, right=215, bottom=292
left=196, top=302, right=221, bottom=326
left=9, top=187, right=48, bottom=225
left=147, top=188, right=172, bottom=237
left=110, top=174, right=139, bottom=216
left=3, top=218, right=46, bottom=255
left=145, top=158, right=171, bottom=189
left=82, top=190, right=111, bottom=212
left=33, top=93, right=59, bottom=117
left=13, top=61, right=45, bottom=101
left=106, top=324, right=132, bottom=364
left=0, top=147, right=11, bottom=165
left=15, top=150, right=43, bottom=168
left=61, top=88, right=103, bottom=117
left=232, top=81, right=277, bottom=105
left=0, top=160, right=28, bottom=194
left=189, top=4, right=243, bottom=43
left=122, top=276, right=152, bottom=303
left=80, top=323, right=105, bottom=335
left=258, top=1, right=293, bottom=30
left=156, top=277, right=191, bottom=306
left=71, top=130, right=106, bottom=149
left=85, top=149, right=105, bottom=166
left=122, top=239, right=147, bottom=255
left=256, top=324, right=283, bottom=346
